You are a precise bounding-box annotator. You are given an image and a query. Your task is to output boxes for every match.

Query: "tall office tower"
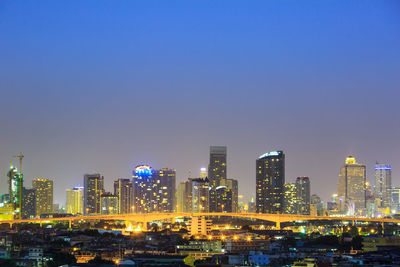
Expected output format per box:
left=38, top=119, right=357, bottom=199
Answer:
left=337, top=156, right=366, bottom=216
left=114, top=179, right=133, bottom=214
left=208, top=146, right=227, bottom=212
left=83, top=174, right=104, bottom=215
left=101, top=193, right=119, bottom=215
left=374, top=163, right=392, bottom=209
left=256, top=151, right=285, bottom=214
left=32, top=178, right=53, bottom=216
left=66, top=186, right=84, bottom=215
left=296, top=177, right=310, bottom=215
left=7, top=163, right=23, bottom=219
left=22, top=187, right=36, bottom=219
left=176, top=182, right=187, bottom=212
left=215, top=186, right=232, bottom=212
left=153, top=168, right=176, bottom=212
left=190, top=178, right=209, bottom=212
left=132, top=165, right=157, bottom=213
left=283, top=183, right=297, bottom=214
left=391, top=187, right=400, bottom=214
left=311, top=194, right=324, bottom=216
left=200, top=168, right=207, bottom=178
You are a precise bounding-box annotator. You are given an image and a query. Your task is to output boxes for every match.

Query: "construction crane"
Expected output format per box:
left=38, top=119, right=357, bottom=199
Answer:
left=14, top=153, right=24, bottom=173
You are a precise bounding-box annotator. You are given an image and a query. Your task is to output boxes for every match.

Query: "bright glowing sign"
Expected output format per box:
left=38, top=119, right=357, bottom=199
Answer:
left=375, top=166, right=391, bottom=170
left=258, top=151, right=282, bottom=159
left=135, top=165, right=152, bottom=177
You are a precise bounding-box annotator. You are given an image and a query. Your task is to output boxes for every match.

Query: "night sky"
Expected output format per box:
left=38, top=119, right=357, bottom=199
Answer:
left=1, top=1, right=399, bottom=205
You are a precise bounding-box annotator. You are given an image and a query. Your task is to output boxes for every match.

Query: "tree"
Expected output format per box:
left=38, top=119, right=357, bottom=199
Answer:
left=88, top=256, right=115, bottom=265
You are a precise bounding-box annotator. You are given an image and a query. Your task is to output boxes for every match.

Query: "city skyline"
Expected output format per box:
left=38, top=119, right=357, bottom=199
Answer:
left=1, top=1, right=399, bottom=205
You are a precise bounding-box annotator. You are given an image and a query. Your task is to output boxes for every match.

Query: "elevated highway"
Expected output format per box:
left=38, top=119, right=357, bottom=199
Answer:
left=1, top=212, right=399, bottom=230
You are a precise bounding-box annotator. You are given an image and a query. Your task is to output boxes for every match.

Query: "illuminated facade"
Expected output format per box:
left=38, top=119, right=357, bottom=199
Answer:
left=208, top=146, right=227, bottom=212
left=215, top=186, right=232, bottom=212
left=296, top=176, right=310, bottom=215
left=200, top=168, right=207, bottom=178
left=176, top=182, right=188, bottom=212
left=391, top=187, right=400, bottom=214
left=66, top=186, right=83, bottom=215
left=374, top=163, right=392, bottom=209
left=22, top=187, right=36, bottom=219
left=114, top=178, right=133, bottom=214
left=188, top=216, right=212, bottom=236
left=311, top=194, right=324, bottom=216
left=191, top=178, right=209, bottom=213
left=83, top=174, right=104, bottom=215
left=337, top=156, right=366, bottom=216
left=132, top=165, right=176, bottom=213
left=153, top=168, right=176, bottom=213
left=7, top=164, right=23, bottom=219
left=256, top=151, right=285, bottom=214
left=101, top=193, right=119, bottom=215
left=283, top=183, right=297, bottom=214
left=32, top=178, right=53, bottom=216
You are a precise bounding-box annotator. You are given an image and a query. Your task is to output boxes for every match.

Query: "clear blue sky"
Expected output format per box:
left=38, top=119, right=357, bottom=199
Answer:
left=1, top=1, right=399, bottom=205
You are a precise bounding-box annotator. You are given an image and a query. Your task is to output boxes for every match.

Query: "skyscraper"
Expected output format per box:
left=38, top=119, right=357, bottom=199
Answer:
left=66, top=186, right=83, bottom=215
left=283, top=183, right=297, bottom=214
left=176, top=182, right=188, bottom=212
left=22, top=187, right=36, bottom=219
left=200, top=168, right=207, bottom=178
left=256, top=151, right=285, bottom=214
left=296, top=176, right=310, bottom=215
left=84, top=174, right=104, bottom=215
left=337, top=156, right=366, bottom=216
left=32, top=178, right=53, bottom=216
left=374, top=163, right=392, bottom=209
left=208, top=146, right=227, bottom=184
left=191, top=178, right=209, bottom=213
left=391, top=187, right=400, bottom=214
left=153, top=168, right=176, bottom=213
left=114, top=178, right=133, bottom=214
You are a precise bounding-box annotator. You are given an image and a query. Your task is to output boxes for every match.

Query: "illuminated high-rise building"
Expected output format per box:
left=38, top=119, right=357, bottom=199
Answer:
left=176, top=182, right=188, bottom=212
left=296, top=176, right=310, bottom=215
left=215, top=186, right=232, bottom=212
left=22, top=187, right=36, bottom=219
left=7, top=163, right=23, bottom=219
left=391, top=187, right=400, bottom=214
left=283, top=183, right=297, bottom=214
left=311, top=194, right=324, bottom=216
left=153, top=168, right=176, bottom=213
left=66, top=186, right=83, bottom=215
left=132, top=165, right=176, bottom=213
left=337, top=156, right=366, bottom=216
left=101, top=193, right=119, bottom=215
left=374, top=163, right=392, bottom=209
left=32, top=178, right=53, bottom=216
left=208, top=146, right=227, bottom=212
left=190, top=178, right=209, bottom=212
left=84, top=174, right=104, bottom=215
left=114, top=178, right=133, bottom=214
left=256, top=151, right=285, bottom=214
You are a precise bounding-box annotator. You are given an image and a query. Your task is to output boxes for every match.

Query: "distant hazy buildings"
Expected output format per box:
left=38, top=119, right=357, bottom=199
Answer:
left=154, top=168, right=176, bottom=213
left=391, top=187, right=400, bottom=214
left=83, top=174, right=104, bottom=215
left=114, top=178, right=133, bottom=214
left=337, top=156, right=366, bottom=216
left=66, top=186, right=83, bottom=215
left=296, top=177, right=310, bottom=215
left=32, top=178, right=53, bottom=216
left=191, top=178, right=210, bottom=213
left=256, top=151, right=285, bottom=214
left=374, top=163, right=392, bottom=209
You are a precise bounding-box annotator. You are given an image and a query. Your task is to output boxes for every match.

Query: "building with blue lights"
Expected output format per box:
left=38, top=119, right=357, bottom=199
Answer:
left=374, top=163, right=392, bottom=209
left=132, top=165, right=176, bottom=213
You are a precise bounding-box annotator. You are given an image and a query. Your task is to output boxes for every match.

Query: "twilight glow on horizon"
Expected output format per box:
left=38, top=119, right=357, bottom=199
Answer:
left=0, top=1, right=399, bottom=205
